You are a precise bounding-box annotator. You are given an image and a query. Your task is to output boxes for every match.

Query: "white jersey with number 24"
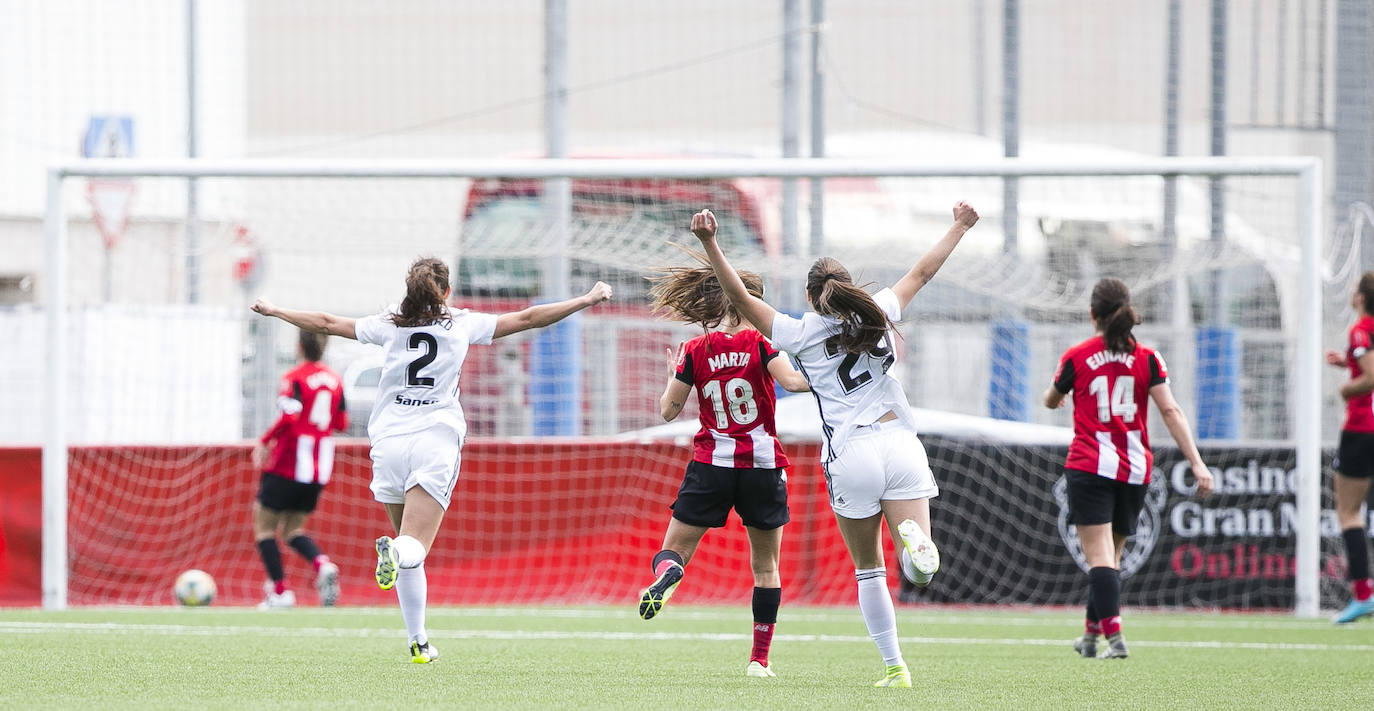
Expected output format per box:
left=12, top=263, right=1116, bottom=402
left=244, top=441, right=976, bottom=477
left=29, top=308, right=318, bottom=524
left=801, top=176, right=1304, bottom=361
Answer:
left=354, top=307, right=499, bottom=444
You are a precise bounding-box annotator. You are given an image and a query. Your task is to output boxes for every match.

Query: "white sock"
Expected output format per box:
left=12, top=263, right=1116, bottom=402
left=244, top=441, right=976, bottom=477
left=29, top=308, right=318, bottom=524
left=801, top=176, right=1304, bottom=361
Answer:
left=856, top=567, right=903, bottom=666
left=396, top=564, right=428, bottom=645
left=393, top=535, right=427, bottom=569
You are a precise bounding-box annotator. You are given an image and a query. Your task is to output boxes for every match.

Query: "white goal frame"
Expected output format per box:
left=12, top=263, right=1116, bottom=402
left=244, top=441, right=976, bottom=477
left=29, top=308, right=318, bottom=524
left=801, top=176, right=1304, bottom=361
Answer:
left=43, top=157, right=1324, bottom=615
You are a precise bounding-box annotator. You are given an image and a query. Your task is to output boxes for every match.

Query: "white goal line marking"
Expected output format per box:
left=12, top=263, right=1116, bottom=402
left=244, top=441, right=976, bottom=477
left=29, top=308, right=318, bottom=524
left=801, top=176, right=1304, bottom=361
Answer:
left=1, top=621, right=1368, bottom=653
left=146, top=605, right=1342, bottom=631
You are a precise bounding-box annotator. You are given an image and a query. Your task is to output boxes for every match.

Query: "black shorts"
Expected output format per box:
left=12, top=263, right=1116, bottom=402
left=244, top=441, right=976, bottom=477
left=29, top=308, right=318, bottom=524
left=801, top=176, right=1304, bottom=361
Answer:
left=1065, top=469, right=1146, bottom=536
left=257, top=473, right=324, bottom=513
left=671, top=461, right=790, bottom=530
left=1335, top=431, right=1374, bottom=479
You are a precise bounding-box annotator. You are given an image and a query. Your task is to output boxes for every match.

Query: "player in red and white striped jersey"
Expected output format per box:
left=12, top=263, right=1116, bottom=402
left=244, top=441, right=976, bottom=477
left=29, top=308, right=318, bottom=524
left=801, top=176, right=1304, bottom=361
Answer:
left=251, top=329, right=348, bottom=609
left=1327, top=272, right=1374, bottom=624
left=637, top=250, right=809, bottom=678
left=1044, top=278, right=1212, bottom=658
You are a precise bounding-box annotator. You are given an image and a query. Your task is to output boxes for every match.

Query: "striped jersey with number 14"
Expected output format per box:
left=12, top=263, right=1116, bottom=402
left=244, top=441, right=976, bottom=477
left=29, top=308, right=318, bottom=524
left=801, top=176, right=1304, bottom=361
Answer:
left=674, top=330, right=788, bottom=470
left=1053, top=336, right=1169, bottom=484
left=261, top=361, right=348, bottom=485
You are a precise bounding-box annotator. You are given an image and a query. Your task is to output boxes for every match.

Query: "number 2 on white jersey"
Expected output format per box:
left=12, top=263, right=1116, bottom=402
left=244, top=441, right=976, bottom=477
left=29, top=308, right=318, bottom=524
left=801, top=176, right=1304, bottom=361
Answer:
left=701, top=378, right=758, bottom=429
left=1088, top=375, right=1137, bottom=423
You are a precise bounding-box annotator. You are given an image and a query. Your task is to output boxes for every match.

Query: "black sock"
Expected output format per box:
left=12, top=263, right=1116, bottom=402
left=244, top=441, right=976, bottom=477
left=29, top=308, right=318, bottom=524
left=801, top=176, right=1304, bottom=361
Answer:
left=1086, top=587, right=1098, bottom=625
left=288, top=534, right=323, bottom=564
left=752, top=586, right=781, bottom=624
left=652, top=549, right=684, bottom=572
left=1344, top=528, right=1371, bottom=580
left=256, top=539, right=284, bottom=583
left=1088, top=566, right=1121, bottom=622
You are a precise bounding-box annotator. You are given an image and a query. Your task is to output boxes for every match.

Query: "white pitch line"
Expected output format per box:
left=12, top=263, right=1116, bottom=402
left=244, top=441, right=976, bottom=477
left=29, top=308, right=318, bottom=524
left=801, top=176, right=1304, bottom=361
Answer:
left=111, top=605, right=1346, bottom=631
left=0, top=621, right=1369, bottom=652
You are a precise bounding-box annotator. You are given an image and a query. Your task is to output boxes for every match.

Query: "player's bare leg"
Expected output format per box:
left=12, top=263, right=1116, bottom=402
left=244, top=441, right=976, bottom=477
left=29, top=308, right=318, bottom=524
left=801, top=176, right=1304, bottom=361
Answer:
left=744, top=525, right=782, bottom=677
left=1076, top=523, right=1123, bottom=658
left=835, top=512, right=910, bottom=688
left=253, top=505, right=295, bottom=609
left=639, top=518, right=705, bottom=620
left=1334, top=473, right=1374, bottom=624
left=881, top=498, right=938, bottom=587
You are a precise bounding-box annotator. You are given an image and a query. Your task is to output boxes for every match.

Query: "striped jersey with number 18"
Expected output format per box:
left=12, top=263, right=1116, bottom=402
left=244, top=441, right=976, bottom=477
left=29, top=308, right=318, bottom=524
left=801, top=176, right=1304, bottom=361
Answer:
left=674, top=329, right=789, bottom=470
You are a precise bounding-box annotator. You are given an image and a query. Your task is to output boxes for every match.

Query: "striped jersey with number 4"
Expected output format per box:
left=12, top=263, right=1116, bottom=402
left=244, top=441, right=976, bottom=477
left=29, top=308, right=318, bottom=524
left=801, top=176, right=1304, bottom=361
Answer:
left=1053, top=336, right=1169, bottom=484
left=261, top=361, right=348, bottom=484
left=674, top=330, right=788, bottom=469
left=354, top=307, right=499, bottom=443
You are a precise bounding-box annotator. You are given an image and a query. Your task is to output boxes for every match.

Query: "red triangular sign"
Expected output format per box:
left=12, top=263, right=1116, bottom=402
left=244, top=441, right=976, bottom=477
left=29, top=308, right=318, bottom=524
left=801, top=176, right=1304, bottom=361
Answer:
left=86, top=180, right=137, bottom=249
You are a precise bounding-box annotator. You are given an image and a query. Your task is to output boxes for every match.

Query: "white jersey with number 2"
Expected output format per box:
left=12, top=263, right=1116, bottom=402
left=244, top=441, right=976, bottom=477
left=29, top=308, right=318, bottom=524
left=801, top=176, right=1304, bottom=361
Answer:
left=354, top=307, right=499, bottom=443
left=770, top=287, right=915, bottom=461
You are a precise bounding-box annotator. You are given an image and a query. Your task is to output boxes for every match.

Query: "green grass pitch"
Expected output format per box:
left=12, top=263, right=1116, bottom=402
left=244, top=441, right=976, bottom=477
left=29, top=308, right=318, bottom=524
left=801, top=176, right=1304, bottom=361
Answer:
left=0, top=605, right=1370, bottom=710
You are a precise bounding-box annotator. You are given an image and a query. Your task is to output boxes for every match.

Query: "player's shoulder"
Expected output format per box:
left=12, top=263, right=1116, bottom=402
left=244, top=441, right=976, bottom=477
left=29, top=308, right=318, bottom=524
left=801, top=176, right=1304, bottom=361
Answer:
left=1355, top=316, right=1374, bottom=335
left=1061, top=335, right=1104, bottom=361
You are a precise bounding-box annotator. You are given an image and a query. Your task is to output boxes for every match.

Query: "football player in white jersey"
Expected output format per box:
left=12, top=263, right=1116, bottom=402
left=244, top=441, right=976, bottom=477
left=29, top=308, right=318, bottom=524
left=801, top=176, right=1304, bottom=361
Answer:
left=252, top=257, right=611, bottom=663
left=690, top=203, right=979, bottom=688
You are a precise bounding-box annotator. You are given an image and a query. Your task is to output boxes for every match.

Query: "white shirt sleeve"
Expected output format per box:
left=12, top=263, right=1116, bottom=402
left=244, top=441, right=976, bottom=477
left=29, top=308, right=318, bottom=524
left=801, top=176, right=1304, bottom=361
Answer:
left=873, top=287, right=902, bottom=322
left=463, top=311, right=500, bottom=345
left=770, top=311, right=808, bottom=353
left=353, top=311, right=393, bottom=346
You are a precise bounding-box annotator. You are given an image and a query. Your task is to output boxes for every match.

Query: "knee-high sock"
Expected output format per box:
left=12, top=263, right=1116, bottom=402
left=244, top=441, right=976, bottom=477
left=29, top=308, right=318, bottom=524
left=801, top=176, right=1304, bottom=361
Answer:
left=393, top=535, right=427, bottom=569
left=1343, top=527, right=1372, bottom=601
left=287, top=534, right=325, bottom=570
left=256, top=539, right=285, bottom=593
left=396, top=564, right=428, bottom=645
left=1085, top=587, right=1101, bottom=636
left=1089, top=566, right=1122, bottom=637
left=856, top=568, right=902, bottom=666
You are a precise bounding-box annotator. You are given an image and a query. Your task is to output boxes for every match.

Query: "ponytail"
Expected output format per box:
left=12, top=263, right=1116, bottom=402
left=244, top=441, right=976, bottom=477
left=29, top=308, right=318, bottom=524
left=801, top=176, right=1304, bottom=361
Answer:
left=807, top=257, right=891, bottom=354
left=391, top=257, right=451, bottom=328
left=1090, top=278, right=1140, bottom=354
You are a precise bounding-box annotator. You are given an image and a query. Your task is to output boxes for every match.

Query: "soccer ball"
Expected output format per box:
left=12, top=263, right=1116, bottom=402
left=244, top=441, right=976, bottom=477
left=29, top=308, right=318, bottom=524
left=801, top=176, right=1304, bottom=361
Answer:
left=173, top=569, right=217, bottom=607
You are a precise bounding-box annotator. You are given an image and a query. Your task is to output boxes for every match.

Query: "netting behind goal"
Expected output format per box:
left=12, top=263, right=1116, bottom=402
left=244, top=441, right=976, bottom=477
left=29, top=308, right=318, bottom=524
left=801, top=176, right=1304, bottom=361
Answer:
left=27, top=161, right=1341, bottom=611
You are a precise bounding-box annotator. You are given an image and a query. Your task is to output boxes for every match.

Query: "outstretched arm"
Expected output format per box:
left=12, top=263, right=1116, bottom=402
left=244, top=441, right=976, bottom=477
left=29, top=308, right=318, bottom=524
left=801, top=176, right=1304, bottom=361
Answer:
left=251, top=298, right=357, bottom=339
left=493, top=282, right=612, bottom=339
left=767, top=353, right=810, bottom=393
left=1149, top=383, right=1215, bottom=497
left=691, top=209, right=780, bottom=338
left=890, top=201, right=979, bottom=311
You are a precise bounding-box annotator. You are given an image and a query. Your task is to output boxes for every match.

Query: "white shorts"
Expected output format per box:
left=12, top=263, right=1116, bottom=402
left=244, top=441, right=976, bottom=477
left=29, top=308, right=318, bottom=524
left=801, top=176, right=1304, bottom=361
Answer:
left=369, top=425, right=463, bottom=510
left=824, top=420, right=938, bottom=519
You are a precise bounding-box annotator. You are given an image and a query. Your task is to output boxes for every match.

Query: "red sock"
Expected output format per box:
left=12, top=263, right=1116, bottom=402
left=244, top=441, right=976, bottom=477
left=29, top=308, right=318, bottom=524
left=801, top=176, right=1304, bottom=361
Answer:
left=654, top=559, right=679, bottom=577
left=313, top=555, right=329, bottom=573
left=1354, top=578, right=1373, bottom=602
left=273, top=579, right=287, bottom=595
left=1100, top=615, right=1122, bottom=638
left=750, top=622, right=775, bottom=665
left=1085, top=619, right=1102, bottom=638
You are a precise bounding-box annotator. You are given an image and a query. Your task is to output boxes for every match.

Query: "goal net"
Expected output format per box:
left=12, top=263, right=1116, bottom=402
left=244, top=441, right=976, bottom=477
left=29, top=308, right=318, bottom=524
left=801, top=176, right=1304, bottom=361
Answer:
left=30, top=158, right=1331, bottom=615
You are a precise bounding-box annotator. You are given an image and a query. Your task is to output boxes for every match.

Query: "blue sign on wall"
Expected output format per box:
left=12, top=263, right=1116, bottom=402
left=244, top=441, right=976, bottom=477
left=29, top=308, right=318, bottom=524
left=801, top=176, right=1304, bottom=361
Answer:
left=82, top=116, right=135, bottom=158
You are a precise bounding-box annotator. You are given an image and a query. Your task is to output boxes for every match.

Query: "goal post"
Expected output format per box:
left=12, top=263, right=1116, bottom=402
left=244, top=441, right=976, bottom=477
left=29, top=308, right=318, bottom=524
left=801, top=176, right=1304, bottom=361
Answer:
left=41, top=157, right=1324, bottom=615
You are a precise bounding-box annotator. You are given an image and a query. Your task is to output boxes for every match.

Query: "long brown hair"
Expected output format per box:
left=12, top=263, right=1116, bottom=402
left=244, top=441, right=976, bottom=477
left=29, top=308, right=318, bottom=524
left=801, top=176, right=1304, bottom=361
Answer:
left=648, top=246, right=764, bottom=330
left=807, top=257, right=891, bottom=354
left=390, top=257, right=451, bottom=328
left=1091, top=277, right=1140, bottom=354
